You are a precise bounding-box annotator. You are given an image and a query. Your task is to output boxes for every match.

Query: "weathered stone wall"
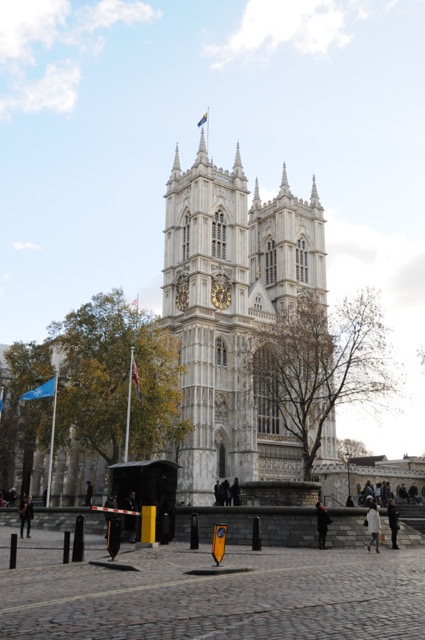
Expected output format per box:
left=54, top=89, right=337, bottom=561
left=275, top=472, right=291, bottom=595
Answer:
left=1, top=506, right=425, bottom=550
left=314, top=462, right=425, bottom=506
left=241, top=481, right=321, bottom=506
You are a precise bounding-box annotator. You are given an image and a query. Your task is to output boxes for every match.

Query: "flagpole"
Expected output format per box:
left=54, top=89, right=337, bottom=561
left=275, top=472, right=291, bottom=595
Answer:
left=207, top=106, right=210, bottom=153
left=46, top=370, right=59, bottom=508
left=124, top=346, right=134, bottom=463
left=0, top=386, right=4, bottom=422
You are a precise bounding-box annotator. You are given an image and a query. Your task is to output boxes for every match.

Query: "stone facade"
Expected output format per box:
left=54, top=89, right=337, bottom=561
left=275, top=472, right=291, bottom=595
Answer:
left=315, top=459, right=425, bottom=506
left=159, top=132, right=336, bottom=505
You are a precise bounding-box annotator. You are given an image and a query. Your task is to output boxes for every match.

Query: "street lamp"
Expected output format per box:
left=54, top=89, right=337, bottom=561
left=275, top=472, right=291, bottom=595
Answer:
left=345, top=449, right=352, bottom=500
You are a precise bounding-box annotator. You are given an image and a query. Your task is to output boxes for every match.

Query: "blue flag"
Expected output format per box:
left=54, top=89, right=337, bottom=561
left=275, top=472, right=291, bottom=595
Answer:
left=197, top=112, right=208, bottom=127
left=20, top=377, right=55, bottom=401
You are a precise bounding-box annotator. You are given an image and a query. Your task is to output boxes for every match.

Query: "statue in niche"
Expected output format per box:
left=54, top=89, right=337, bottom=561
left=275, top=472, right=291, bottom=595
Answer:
left=215, top=393, right=228, bottom=422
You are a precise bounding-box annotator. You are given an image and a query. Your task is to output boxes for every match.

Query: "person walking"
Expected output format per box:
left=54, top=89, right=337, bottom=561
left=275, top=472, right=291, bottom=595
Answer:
left=85, top=481, right=93, bottom=507
left=387, top=498, right=400, bottom=550
left=19, top=494, right=34, bottom=539
left=122, top=491, right=137, bottom=542
left=230, top=478, right=241, bottom=506
left=366, top=500, right=381, bottom=553
left=316, top=501, right=332, bottom=550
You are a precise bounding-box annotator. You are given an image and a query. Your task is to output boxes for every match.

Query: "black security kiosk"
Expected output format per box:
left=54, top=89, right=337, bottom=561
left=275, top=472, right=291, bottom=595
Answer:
left=108, top=460, right=180, bottom=540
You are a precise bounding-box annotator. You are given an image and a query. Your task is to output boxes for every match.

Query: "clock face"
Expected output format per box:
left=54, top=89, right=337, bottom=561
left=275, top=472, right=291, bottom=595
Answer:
left=211, top=282, right=231, bottom=310
left=176, top=288, right=189, bottom=311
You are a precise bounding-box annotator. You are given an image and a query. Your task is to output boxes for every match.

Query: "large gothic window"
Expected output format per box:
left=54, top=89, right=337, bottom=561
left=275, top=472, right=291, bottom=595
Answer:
left=265, top=240, right=277, bottom=285
left=296, top=238, right=308, bottom=284
left=216, top=338, right=227, bottom=367
left=212, top=210, right=226, bottom=259
left=254, top=348, right=280, bottom=435
left=183, top=214, right=190, bottom=261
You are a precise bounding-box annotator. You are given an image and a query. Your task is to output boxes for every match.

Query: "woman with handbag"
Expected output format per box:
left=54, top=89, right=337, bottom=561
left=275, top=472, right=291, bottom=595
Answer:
left=19, top=494, right=34, bottom=539
left=366, top=500, right=381, bottom=553
left=387, top=499, right=400, bottom=550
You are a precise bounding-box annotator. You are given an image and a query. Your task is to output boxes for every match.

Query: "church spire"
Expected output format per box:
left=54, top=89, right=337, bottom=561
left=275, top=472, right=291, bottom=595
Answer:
left=232, top=141, right=246, bottom=179
left=251, top=177, right=262, bottom=211
left=172, top=143, right=181, bottom=172
left=279, top=162, right=291, bottom=197
left=193, top=128, right=209, bottom=167
left=310, top=174, right=321, bottom=207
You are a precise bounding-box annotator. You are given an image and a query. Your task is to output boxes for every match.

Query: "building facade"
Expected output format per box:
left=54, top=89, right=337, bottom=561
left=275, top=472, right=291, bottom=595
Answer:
left=160, top=131, right=337, bottom=505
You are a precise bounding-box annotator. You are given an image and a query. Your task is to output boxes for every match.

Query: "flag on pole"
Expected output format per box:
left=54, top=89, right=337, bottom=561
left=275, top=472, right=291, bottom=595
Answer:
left=132, top=360, right=141, bottom=400
left=197, top=112, right=208, bottom=127
left=20, top=377, right=55, bottom=401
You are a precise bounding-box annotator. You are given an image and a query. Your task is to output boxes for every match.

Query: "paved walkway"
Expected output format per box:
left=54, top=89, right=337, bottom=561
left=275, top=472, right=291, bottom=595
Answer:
left=0, top=524, right=423, bottom=639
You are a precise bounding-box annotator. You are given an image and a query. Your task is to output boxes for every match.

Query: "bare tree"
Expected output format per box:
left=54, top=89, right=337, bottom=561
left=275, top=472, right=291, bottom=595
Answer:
left=251, top=289, right=400, bottom=480
left=336, top=438, right=373, bottom=463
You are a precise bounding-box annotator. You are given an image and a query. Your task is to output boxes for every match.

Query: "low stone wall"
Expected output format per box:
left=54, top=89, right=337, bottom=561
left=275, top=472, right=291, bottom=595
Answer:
left=241, top=481, right=321, bottom=506
left=1, top=506, right=425, bottom=549
left=175, top=506, right=425, bottom=549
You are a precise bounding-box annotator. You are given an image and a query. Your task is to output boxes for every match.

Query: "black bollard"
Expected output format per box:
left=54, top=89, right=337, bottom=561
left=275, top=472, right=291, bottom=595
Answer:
left=9, top=533, right=17, bottom=570
left=160, top=513, right=170, bottom=545
left=190, top=512, right=199, bottom=550
left=72, top=515, right=85, bottom=562
left=252, top=516, right=262, bottom=551
left=63, top=531, right=71, bottom=564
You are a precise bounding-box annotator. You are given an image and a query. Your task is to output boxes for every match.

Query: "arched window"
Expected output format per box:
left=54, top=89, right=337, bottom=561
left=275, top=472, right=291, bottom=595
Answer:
left=216, top=338, right=227, bottom=367
left=296, top=238, right=308, bottom=283
left=212, top=210, right=226, bottom=259
left=265, top=240, right=277, bottom=285
left=254, top=348, right=280, bottom=435
left=183, top=214, right=190, bottom=261
left=219, top=444, right=226, bottom=478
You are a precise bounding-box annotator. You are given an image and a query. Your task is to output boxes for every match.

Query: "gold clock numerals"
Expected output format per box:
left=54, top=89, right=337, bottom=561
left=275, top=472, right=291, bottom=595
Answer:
left=211, top=282, right=231, bottom=310
left=176, top=287, right=189, bottom=311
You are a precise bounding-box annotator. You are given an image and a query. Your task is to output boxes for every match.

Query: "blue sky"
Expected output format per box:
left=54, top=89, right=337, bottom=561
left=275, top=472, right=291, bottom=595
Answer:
left=1, top=0, right=425, bottom=459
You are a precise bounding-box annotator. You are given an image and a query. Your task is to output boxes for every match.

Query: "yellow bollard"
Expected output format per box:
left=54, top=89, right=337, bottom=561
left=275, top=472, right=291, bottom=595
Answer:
left=141, top=506, right=156, bottom=544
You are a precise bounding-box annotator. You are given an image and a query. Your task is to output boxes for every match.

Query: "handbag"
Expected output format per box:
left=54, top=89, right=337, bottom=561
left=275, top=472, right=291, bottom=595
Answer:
left=363, top=519, right=368, bottom=526
left=379, top=532, right=385, bottom=543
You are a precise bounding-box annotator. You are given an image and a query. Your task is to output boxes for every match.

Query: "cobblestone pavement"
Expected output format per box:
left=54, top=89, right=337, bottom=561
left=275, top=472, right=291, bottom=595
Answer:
left=0, top=525, right=424, bottom=639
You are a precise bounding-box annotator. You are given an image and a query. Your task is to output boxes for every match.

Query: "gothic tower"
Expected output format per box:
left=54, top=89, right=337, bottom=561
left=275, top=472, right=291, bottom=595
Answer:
left=161, top=132, right=336, bottom=505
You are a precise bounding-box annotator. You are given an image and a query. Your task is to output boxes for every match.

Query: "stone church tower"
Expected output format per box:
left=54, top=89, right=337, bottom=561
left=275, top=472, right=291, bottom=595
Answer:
left=160, top=131, right=336, bottom=505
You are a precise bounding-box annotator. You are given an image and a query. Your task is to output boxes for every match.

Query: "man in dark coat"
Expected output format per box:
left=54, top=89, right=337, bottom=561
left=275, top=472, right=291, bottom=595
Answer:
left=316, top=501, right=332, bottom=550
left=85, top=481, right=93, bottom=507
left=19, top=494, right=34, bottom=538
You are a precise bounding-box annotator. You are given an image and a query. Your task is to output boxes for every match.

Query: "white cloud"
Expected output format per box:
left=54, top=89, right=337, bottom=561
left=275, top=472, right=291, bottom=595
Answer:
left=0, top=0, right=70, bottom=68
left=13, top=242, right=42, bottom=251
left=0, top=61, right=80, bottom=117
left=0, top=1, right=162, bottom=119
left=77, top=0, right=162, bottom=33
left=204, top=0, right=404, bottom=68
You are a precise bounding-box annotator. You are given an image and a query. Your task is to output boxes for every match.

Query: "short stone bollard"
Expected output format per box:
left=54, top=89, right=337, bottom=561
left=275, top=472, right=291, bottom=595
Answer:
left=72, top=515, right=85, bottom=562
left=10, top=533, right=17, bottom=570
left=190, top=512, right=199, bottom=550
left=252, top=516, right=262, bottom=551
left=63, top=531, right=71, bottom=564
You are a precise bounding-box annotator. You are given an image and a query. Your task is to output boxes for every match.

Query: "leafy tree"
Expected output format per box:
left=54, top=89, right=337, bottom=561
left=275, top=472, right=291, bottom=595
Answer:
left=4, top=342, right=55, bottom=493
left=251, top=289, right=400, bottom=481
left=47, top=288, right=191, bottom=465
left=336, top=438, right=373, bottom=463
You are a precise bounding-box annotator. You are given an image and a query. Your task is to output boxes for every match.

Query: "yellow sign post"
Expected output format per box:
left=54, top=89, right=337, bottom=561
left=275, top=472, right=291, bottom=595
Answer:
left=141, top=506, right=156, bottom=544
left=211, top=523, right=228, bottom=566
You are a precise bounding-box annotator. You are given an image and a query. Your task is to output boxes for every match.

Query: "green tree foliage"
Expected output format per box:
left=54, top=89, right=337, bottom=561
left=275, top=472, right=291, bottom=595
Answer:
left=4, top=341, right=55, bottom=492
left=46, top=288, right=191, bottom=465
left=252, top=289, right=400, bottom=481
